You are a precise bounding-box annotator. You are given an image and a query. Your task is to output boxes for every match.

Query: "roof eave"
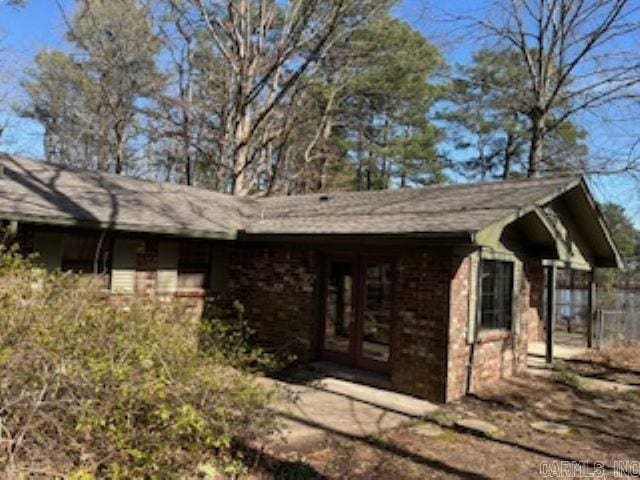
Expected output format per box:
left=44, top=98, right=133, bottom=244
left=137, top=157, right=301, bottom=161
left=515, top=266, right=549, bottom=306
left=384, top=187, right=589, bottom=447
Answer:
left=1, top=213, right=238, bottom=241
left=576, top=179, right=624, bottom=270
left=238, top=230, right=475, bottom=245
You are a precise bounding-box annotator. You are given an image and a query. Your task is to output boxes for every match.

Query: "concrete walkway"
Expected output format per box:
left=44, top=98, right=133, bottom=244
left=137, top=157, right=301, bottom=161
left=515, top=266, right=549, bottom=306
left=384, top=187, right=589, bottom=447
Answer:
left=260, top=363, right=439, bottom=450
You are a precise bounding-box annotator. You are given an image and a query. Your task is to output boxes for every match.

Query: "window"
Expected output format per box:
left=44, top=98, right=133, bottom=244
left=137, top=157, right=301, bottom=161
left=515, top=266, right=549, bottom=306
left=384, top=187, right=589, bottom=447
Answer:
left=480, top=260, right=514, bottom=330
left=177, top=241, right=211, bottom=290
left=60, top=232, right=110, bottom=289
left=61, top=233, right=109, bottom=275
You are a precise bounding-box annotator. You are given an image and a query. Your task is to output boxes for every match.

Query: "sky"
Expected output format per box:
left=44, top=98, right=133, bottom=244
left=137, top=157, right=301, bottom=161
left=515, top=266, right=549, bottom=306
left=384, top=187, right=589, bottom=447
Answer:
left=0, top=0, right=638, bottom=227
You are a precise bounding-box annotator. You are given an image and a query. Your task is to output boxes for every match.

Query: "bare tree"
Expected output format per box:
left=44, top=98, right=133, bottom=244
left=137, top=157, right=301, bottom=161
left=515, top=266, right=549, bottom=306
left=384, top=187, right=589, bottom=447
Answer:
left=0, top=32, right=18, bottom=150
left=170, top=0, right=384, bottom=195
left=478, top=0, right=640, bottom=177
left=149, top=3, right=199, bottom=185
left=0, top=37, right=7, bottom=145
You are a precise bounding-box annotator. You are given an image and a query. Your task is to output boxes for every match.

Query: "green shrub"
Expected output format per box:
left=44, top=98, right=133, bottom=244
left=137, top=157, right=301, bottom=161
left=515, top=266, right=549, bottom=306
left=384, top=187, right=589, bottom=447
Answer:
left=0, top=248, right=278, bottom=478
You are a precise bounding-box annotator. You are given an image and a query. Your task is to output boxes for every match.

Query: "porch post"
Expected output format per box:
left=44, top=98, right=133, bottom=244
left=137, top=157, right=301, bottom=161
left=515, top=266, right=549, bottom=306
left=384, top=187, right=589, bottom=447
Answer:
left=545, top=264, right=557, bottom=364
left=587, top=270, right=596, bottom=349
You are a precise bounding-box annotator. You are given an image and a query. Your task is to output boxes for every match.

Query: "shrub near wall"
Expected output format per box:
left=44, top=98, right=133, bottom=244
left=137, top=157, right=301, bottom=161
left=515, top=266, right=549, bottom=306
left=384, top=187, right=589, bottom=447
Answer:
left=0, top=249, right=277, bottom=478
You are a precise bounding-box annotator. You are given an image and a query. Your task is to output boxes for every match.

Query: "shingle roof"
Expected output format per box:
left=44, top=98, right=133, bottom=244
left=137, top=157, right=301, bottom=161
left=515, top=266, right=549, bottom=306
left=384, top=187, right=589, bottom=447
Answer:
left=246, top=177, right=578, bottom=235
left=0, top=153, right=579, bottom=238
left=0, top=154, right=255, bottom=238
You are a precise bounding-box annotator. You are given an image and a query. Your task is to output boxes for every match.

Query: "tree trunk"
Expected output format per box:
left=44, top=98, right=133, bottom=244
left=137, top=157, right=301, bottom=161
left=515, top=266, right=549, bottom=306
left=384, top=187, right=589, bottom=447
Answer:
left=503, top=131, right=516, bottom=180
left=181, top=30, right=194, bottom=186
left=231, top=146, right=250, bottom=195
left=231, top=116, right=251, bottom=195
left=528, top=111, right=545, bottom=178
left=98, top=131, right=109, bottom=173
left=355, top=123, right=364, bottom=191
left=114, top=123, right=124, bottom=175
left=43, top=127, right=52, bottom=163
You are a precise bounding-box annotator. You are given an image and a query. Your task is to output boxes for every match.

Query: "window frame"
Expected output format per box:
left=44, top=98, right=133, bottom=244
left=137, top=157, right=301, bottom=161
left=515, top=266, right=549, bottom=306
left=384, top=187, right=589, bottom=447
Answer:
left=177, top=240, right=212, bottom=291
left=478, top=258, right=515, bottom=332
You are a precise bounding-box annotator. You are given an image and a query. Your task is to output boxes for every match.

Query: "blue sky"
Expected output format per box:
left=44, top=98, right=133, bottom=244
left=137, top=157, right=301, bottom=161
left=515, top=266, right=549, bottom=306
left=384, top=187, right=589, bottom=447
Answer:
left=0, top=0, right=638, bottom=227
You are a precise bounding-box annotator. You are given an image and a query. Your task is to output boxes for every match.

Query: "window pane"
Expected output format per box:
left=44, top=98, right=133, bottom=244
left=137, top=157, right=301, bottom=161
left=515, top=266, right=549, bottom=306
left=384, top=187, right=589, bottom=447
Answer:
left=361, top=263, right=392, bottom=363
left=60, top=233, right=110, bottom=289
left=480, top=260, right=513, bottom=330
left=324, top=262, right=354, bottom=354
left=178, top=241, right=211, bottom=289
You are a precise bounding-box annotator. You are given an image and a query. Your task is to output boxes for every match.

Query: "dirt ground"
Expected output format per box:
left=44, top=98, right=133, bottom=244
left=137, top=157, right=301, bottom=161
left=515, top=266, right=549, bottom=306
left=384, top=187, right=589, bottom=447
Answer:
left=251, top=345, right=640, bottom=479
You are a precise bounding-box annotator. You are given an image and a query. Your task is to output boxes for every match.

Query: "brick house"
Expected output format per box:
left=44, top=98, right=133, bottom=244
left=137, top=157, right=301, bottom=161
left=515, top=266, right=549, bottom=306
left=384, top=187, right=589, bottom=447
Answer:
left=0, top=154, right=621, bottom=402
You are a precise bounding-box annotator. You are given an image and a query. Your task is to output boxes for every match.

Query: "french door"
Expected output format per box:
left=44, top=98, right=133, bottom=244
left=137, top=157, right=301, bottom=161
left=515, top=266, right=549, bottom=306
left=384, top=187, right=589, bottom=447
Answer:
left=321, top=255, right=395, bottom=374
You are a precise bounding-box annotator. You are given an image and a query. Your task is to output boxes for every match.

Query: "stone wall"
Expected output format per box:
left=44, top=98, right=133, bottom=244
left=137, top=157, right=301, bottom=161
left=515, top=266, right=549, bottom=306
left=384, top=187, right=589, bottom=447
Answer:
left=446, top=257, right=544, bottom=401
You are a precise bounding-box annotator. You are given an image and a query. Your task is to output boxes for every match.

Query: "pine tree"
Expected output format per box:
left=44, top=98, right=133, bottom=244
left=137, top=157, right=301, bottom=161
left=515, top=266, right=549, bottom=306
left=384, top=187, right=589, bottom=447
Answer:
left=440, top=48, right=588, bottom=180
left=21, top=0, right=161, bottom=174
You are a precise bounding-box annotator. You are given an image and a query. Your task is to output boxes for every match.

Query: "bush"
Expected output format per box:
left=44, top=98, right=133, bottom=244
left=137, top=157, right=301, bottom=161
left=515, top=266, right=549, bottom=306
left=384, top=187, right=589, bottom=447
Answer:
left=0, top=248, right=278, bottom=478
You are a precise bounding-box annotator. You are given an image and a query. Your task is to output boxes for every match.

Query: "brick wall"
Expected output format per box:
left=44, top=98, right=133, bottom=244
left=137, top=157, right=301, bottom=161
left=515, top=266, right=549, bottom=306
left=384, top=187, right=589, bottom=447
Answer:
left=135, top=239, right=158, bottom=296
left=392, top=249, right=453, bottom=402
left=446, top=255, right=472, bottom=401
left=13, top=222, right=547, bottom=404
left=446, top=256, right=544, bottom=401
left=222, top=244, right=319, bottom=361
left=217, top=244, right=455, bottom=402
left=526, top=262, right=546, bottom=342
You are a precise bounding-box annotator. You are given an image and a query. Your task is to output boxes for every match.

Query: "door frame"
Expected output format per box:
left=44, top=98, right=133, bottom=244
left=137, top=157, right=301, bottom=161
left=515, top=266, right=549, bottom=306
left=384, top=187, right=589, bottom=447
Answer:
left=319, top=253, right=397, bottom=374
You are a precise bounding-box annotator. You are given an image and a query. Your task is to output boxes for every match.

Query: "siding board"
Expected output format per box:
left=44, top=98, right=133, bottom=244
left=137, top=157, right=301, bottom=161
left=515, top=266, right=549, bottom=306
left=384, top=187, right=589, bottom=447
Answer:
left=111, top=239, right=138, bottom=294
left=33, top=232, right=63, bottom=271
left=157, top=241, right=179, bottom=294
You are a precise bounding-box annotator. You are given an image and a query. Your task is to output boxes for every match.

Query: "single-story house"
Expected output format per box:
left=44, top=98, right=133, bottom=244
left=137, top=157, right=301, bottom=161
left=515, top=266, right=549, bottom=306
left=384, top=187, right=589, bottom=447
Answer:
left=0, top=153, right=621, bottom=402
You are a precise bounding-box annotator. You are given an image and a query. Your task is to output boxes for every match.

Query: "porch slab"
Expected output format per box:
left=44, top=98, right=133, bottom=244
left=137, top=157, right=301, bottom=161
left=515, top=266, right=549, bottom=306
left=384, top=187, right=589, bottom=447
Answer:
left=259, top=366, right=439, bottom=451
left=527, top=338, right=587, bottom=369
left=527, top=341, right=639, bottom=393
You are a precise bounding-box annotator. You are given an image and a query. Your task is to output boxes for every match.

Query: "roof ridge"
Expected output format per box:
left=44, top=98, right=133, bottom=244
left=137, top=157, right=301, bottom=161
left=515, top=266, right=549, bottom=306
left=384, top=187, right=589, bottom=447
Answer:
left=254, top=175, right=580, bottom=204
left=0, top=152, right=580, bottom=206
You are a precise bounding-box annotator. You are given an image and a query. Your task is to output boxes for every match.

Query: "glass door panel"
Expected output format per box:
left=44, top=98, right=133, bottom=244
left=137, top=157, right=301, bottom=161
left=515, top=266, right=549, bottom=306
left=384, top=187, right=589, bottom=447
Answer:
left=324, top=261, right=355, bottom=355
left=360, top=263, right=392, bottom=364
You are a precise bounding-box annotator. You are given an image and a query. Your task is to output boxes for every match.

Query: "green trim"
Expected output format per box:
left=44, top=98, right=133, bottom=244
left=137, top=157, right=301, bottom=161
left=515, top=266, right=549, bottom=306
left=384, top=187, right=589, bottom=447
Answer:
left=478, top=249, right=519, bottom=262
left=0, top=175, right=621, bottom=270
left=532, top=177, right=583, bottom=207
left=474, top=178, right=622, bottom=270
left=541, top=259, right=591, bottom=271
left=476, top=255, right=517, bottom=334
left=239, top=231, right=473, bottom=243
left=473, top=206, right=558, bottom=257
left=576, top=180, right=623, bottom=269
left=0, top=212, right=238, bottom=241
